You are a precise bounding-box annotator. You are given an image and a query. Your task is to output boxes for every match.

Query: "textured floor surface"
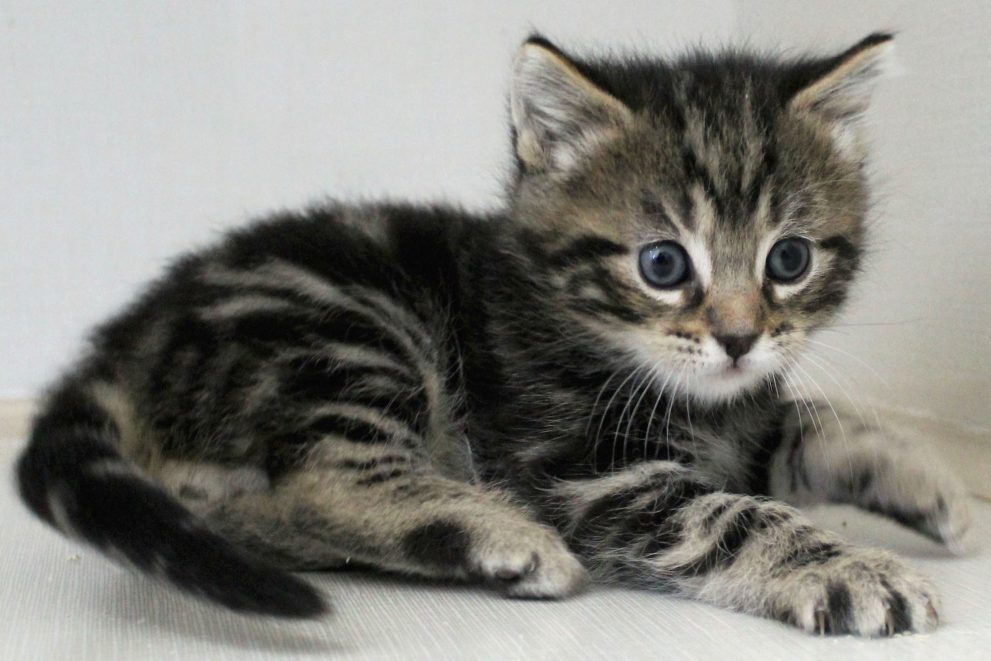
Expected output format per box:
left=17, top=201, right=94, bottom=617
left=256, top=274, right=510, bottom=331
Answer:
left=1, top=438, right=988, bottom=661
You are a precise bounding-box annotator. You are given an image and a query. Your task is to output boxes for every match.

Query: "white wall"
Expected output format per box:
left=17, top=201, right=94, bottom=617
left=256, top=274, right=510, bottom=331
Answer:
left=0, top=0, right=733, bottom=397
left=2, top=1, right=988, bottom=434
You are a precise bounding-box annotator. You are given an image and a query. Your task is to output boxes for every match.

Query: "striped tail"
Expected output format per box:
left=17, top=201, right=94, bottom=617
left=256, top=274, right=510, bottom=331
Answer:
left=15, top=380, right=327, bottom=618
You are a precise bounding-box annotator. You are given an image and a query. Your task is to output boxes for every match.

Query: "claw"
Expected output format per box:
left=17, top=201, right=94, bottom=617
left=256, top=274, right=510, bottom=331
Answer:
left=815, top=609, right=830, bottom=636
left=926, top=600, right=939, bottom=627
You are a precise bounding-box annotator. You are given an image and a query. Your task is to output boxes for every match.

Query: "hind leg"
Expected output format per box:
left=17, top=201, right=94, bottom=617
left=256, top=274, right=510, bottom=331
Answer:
left=194, top=441, right=587, bottom=598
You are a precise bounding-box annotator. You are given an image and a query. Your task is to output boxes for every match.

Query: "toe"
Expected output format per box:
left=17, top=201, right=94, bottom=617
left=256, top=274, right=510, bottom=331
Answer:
left=491, top=553, right=538, bottom=583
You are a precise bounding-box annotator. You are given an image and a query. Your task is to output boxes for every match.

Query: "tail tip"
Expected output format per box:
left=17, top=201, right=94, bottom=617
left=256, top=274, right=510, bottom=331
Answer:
left=277, top=584, right=331, bottom=620
left=225, top=572, right=332, bottom=620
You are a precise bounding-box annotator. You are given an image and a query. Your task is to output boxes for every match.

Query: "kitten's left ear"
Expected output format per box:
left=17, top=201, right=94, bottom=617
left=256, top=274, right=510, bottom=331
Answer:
left=788, top=32, right=896, bottom=158
left=511, top=36, right=633, bottom=174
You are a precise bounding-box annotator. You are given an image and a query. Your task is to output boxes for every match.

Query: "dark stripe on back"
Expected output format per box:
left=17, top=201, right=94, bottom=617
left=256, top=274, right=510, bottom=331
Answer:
left=280, top=354, right=415, bottom=403
left=228, top=308, right=414, bottom=364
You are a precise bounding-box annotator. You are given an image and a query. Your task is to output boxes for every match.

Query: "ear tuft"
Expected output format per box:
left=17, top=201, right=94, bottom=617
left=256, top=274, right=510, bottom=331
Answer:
left=521, top=33, right=565, bottom=57
left=789, top=33, right=896, bottom=159
left=511, top=38, right=632, bottom=174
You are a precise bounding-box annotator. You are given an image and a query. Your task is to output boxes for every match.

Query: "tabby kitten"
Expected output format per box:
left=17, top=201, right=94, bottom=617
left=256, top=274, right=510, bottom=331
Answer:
left=18, top=33, right=971, bottom=637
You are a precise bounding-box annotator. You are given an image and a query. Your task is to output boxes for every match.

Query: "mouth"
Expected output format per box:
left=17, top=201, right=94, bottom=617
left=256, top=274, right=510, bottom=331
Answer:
left=716, top=361, right=748, bottom=377
left=713, top=369, right=751, bottom=388
left=683, top=358, right=772, bottom=403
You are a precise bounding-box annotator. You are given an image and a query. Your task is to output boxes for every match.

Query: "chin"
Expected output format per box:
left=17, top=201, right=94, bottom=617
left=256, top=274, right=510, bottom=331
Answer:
left=681, top=363, right=775, bottom=405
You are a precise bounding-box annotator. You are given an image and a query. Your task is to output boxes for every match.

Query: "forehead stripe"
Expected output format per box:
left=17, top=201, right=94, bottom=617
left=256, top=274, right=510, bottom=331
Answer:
left=681, top=146, right=723, bottom=216
left=640, top=193, right=680, bottom=231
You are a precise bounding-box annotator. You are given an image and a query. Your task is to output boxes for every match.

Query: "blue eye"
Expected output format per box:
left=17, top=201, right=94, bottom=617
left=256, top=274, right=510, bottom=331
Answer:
left=766, top=238, right=811, bottom=283
left=639, top=241, right=691, bottom=288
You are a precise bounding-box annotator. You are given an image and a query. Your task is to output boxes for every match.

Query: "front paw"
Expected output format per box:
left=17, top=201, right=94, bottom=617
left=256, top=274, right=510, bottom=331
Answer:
left=470, top=520, right=588, bottom=599
left=769, top=546, right=939, bottom=636
left=864, top=465, right=973, bottom=555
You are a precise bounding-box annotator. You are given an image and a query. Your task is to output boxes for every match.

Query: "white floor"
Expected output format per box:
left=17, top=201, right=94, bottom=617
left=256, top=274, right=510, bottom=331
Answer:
left=1, top=438, right=989, bottom=661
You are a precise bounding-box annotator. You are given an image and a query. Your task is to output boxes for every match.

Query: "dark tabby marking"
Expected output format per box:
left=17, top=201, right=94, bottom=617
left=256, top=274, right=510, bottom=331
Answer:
left=881, top=578, right=913, bottom=634
left=402, top=521, right=472, bottom=570
left=17, top=33, right=969, bottom=637
left=826, top=583, right=853, bottom=635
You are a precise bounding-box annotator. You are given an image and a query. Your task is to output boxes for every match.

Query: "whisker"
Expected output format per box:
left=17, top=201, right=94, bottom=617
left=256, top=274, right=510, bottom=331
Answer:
left=618, top=367, right=656, bottom=468
left=778, top=370, right=808, bottom=487
left=585, top=365, right=628, bottom=437
left=782, top=365, right=825, bottom=441
left=826, top=317, right=925, bottom=329
left=662, top=362, right=691, bottom=449
left=798, top=351, right=890, bottom=470
left=593, top=365, right=643, bottom=452
left=804, top=337, right=889, bottom=387
left=798, top=352, right=869, bottom=425
left=789, top=357, right=857, bottom=485
left=605, top=365, right=650, bottom=474
left=643, top=364, right=674, bottom=462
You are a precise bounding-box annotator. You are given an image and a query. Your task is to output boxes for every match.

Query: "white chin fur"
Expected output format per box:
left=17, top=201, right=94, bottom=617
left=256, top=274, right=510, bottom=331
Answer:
left=681, top=364, right=769, bottom=403
left=662, top=336, right=780, bottom=404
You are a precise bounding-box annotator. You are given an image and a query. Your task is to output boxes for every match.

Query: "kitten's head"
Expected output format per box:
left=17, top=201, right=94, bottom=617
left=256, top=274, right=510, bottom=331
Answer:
left=507, top=34, right=893, bottom=403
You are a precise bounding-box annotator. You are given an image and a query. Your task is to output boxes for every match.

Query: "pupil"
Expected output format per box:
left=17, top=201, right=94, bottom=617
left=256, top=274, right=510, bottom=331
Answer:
left=780, top=246, right=798, bottom=270
left=654, top=250, right=674, bottom=275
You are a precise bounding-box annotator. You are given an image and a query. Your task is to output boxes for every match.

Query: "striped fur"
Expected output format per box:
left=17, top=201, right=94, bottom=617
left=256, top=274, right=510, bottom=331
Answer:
left=17, top=34, right=967, bottom=635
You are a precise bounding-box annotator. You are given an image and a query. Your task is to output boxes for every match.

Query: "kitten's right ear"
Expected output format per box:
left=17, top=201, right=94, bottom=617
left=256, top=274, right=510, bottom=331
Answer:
left=511, top=36, right=632, bottom=174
